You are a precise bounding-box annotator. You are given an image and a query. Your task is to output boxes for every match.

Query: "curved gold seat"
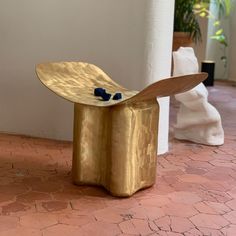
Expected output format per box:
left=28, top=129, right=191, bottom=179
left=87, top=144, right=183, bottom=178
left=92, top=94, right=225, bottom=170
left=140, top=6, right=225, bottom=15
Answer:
left=36, top=62, right=207, bottom=197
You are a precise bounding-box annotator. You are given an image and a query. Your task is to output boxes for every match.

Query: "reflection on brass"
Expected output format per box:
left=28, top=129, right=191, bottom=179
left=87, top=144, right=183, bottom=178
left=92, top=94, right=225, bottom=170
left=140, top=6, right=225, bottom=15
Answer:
left=72, top=100, right=159, bottom=196
left=36, top=62, right=138, bottom=107
left=36, top=62, right=207, bottom=197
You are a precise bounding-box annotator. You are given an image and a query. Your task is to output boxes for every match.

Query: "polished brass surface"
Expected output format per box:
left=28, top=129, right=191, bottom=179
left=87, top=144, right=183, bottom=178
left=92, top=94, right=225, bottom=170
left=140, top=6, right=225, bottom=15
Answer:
left=123, top=73, right=208, bottom=104
left=36, top=61, right=207, bottom=197
left=36, top=62, right=207, bottom=106
left=36, top=62, right=138, bottom=107
left=73, top=100, right=158, bottom=196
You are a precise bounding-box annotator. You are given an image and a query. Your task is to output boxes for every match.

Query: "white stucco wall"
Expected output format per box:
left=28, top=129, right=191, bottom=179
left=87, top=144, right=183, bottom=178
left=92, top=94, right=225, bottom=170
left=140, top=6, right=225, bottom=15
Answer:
left=193, top=17, right=208, bottom=65
left=0, top=0, right=174, bottom=153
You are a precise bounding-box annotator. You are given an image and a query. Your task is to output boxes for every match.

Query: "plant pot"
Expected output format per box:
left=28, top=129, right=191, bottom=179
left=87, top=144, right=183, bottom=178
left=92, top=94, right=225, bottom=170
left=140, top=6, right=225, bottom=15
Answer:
left=201, top=60, right=215, bottom=86
left=173, top=32, right=193, bottom=51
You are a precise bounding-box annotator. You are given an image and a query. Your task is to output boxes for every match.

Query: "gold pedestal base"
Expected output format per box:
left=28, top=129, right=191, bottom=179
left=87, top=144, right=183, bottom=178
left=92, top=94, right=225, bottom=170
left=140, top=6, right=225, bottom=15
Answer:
left=72, top=100, right=159, bottom=197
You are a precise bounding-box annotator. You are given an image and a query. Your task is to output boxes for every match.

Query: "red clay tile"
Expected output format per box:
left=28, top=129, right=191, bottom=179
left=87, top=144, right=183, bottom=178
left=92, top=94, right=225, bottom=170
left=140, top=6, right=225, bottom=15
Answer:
left=194, top=202, right=217, bottom=214
left=169, top=216, right=195, bottom=233
left=17, top=191, right=51, bottom=203
left=70, top=198, right=106, bottom=214
left=130, top=205, right=166, bottom=220
left=178, top=174, right=210, bottom=184
left=223, top=210, right=236, bottom=224
left=1, top=201, right=34, bottom=216
left=154, top=216, right=171, bottom=231
left=171, top=181, right=203, bottom=192
left=190, top=213, right=229, bottom=229
left=185, top=166, right=207, bottom=175
left=0, top=184, right=29, bottom=196
left=81, top=221, right=121, bottom=236
left=152, top=179, right=175, bottom=195
left=118, top=234, right=141, bottom=236
left=205, top=201, right=231, bottom=214
left=51, top=189, right=82, bottom=201
left=58, top=213, right=95, bottom=227
left=201, top=181, right=231, bottom=192
left=196, top=189, right=232, bottom=203
left=41, top=201, right=68, bottom=212
left=31, top=181, right=62, bottom=193
left=81, top=186, right=110, bottom=197
left=139, top=195, right=171, bottom=207
left=93, top=207, right=127, bottom=223
left=20, top=213, right=57, bottom=229
left=166, top=233, right=183, bottom=236
left=204, top=167, right=235, bottom=182
left=0, top=193, right=15, bottom=203
left=119, top=219, right=154, bottom=235
left=42, top=224, right=80, bottom=236
left=188, top=153, right=214, bottom=162
left=226, top=199, right=236, bottom=210
left=168, top=191, right=201, bottom=204
left=148, top=220, right=160, bottom=232
left=198, top=227, right=225, bottom=236
left=0, top=216, right=19, bottom=232
left=210, top=159, right=236, bottom=169
left=0, top=227, right=41, bottom=236
left=0, top=177, right=14, bottom=185
left=162, top=202, right=198, bottom=217
left=199, top=227, right=223, bottom=236
left=104, top=197, right=139, bottom=209
left=227, top=187, right=236, bottom=198
left=207, top=190, right=232, bottom=203
left=221, top=224, right=236, bottom=236
left=185, top=160, right=215, bottom=170
left=184, top=228, right=203, bottom=236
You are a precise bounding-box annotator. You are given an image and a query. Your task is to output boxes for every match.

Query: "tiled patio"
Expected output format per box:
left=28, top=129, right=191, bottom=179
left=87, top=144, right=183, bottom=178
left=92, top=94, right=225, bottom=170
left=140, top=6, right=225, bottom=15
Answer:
left=0, top=81, right=235, bottom=236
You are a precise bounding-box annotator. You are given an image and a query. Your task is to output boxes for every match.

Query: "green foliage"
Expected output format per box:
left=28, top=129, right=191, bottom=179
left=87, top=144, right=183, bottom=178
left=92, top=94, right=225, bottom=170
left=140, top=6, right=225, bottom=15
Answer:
left=215, top=0, right=232, bottom=17
left=174, top=0, right=232, bottom=46
left=211, top=34, right=228, bottom=46
left=174, top=0, right=202, bottom=43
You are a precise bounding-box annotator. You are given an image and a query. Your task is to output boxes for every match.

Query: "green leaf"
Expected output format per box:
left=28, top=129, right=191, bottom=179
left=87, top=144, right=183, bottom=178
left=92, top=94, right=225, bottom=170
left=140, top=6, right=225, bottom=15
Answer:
left=213, top=21, right=220, bottom=26
left=194, top=4, right=201, bottom=9
left=199, top=12, right=206, bottom=17
left=215, top=29, right=223, bottom=35
left=211, top=35, right=228, bottom=47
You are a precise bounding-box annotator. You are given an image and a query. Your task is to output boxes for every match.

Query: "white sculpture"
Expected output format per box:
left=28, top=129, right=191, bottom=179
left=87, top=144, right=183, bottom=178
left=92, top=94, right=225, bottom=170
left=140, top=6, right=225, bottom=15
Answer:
left=173, top=47, right=224, bottom=146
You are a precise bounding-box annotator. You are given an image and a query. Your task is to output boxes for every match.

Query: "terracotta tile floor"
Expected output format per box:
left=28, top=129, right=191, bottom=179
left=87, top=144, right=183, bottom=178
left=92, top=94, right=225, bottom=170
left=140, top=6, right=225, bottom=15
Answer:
left=0, top=81, right=236, bottom=236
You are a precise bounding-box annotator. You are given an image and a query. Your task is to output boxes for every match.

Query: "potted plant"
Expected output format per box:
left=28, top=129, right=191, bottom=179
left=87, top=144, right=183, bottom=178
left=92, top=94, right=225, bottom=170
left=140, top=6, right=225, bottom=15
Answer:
left=173, top=0, right=201, bottom=51
left=173, top=0, right=200, bottom=50
left=173, top=0, right=232, bottom=51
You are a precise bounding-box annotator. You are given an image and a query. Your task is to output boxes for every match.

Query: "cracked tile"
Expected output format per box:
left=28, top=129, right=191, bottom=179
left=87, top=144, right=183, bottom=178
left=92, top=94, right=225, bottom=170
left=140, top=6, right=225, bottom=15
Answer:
left=169, top=216, right=195, bottom=233
left=223, top=210, right=236, bottom=224
left=190, top=213, right=229, bottom=229
left=119, top=219, right=154, bottom=235
left=154, top=216, right=171, bottom=231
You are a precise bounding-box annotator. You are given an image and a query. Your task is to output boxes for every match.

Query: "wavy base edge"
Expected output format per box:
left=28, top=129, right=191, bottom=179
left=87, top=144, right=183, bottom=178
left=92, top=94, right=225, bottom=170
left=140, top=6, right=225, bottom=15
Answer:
left=72, top=100, right=159, bottom=197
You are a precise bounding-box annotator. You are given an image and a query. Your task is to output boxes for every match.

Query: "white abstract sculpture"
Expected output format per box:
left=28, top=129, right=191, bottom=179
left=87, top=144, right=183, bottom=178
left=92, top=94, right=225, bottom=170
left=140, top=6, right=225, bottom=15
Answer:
left=173, top=47, right=224, bottom=146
